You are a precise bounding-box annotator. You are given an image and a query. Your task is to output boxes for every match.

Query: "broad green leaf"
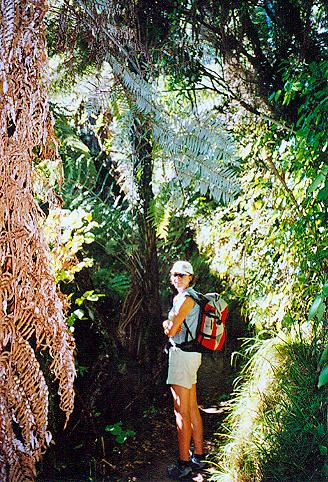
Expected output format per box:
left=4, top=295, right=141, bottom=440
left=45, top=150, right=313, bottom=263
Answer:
left=308, top=296, right=324, bottom=321
left=317, top=424, right=326, bottom=437
left=317, top=186, right=328, bottom=201
left=308, top=173, right=325, bottom=193
left=319, top=346, right=328, bottom=367
left=316, top=300, right=326, bottom=322
left=116, top=434, right=127, bottom=444
left=73, top=309, right=85, bottom=320
left=240, top=143, right=253, bottom=159
left=275, top=90, right=281, bottom=101
left=268, top=92, right=275, bottom=102
left=83, top=232, right=95, bottom=243
left=106, top=423, right=122, bottom=435
left=65, top=136, right=90, bottom=154
left=86, top=293, right=105, bottom=302
left=83, top=290, right=95, bottom=297
left=323, top=283, right=328, bottom=297
left=318, top=365, right=328, bottom=389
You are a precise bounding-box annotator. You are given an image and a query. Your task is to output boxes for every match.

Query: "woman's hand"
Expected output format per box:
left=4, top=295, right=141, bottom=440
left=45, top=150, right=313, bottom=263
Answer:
left=164, top=296, right=195, bottom=337
left=163, top=319, right=182, bottom=336
left=162, top=319, right=173, bottom=335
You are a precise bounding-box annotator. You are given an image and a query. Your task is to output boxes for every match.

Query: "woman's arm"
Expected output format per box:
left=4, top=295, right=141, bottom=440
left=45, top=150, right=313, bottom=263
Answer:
left=162, top=296, right=195, bottom=337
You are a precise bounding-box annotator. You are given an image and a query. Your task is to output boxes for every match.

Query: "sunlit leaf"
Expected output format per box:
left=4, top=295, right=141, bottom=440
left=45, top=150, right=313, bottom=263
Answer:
left=323, top=283, right=328, bottom=297
left=318, top=365, right=328, bottom=389
left=308, top=296, right=324, bottom=321
left=73, top=309, right=85, bottom=320
left=307, top=173, right=325, bottom=193
left=319, top=346, right=328, bottom=367
left=317, top=186, right=328, bottom=201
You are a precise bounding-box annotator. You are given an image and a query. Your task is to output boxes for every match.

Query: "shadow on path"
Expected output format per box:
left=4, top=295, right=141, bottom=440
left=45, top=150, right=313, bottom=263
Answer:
left=112, top=354, right=232, bottom=482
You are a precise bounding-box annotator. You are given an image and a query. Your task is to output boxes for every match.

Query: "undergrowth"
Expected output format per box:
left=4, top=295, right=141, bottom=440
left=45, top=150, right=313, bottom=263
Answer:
left=212, top=330, right=327, bottom=482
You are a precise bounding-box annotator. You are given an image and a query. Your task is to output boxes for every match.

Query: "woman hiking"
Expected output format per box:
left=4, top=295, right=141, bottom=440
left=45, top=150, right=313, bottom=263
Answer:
left=162, top=260, right=206, bottom=479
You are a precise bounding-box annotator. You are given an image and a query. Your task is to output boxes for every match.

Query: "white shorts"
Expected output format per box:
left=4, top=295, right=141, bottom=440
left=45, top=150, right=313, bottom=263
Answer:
left=166, top=347, right=202, bottom=389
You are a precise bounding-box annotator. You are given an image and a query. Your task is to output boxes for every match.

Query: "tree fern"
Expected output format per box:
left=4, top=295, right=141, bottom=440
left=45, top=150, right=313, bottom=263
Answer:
left=81, top=64, right=240, bottom=203
left=48, top=0, right=240, bottom=203
left=0, top=1, right=75, bottom=479
left=50, top=69, right=239, bottom=253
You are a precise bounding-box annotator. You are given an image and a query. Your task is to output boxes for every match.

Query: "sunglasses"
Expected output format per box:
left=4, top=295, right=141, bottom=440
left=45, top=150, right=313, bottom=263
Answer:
left=171, top=272, right=188, bottom=278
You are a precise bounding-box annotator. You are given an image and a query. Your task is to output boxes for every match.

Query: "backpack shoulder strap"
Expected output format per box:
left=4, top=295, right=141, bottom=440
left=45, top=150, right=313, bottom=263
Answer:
left=184, top=288, right=207, bottom=306
left=181, top=288, right=207, bottom=343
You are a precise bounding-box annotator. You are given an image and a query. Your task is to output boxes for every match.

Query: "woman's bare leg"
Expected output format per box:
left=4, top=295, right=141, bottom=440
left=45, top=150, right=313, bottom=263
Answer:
left=190, top=383, right=203, bottom=455
left=170, top=384, right=192, bottom=461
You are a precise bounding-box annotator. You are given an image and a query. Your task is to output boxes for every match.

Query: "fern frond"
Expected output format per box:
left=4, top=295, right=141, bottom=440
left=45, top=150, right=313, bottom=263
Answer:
left=157, top=204, right=172, bottom=240
left=148, top=198, right=173, bottom=240
left=0, top=1, right=75, bottom=479
left=80, top=60, right=239, bottom=202
left=0, top=384, right=34, bottom=482
left=0, top=0, right=15, bottom=63
left=50, top=0, right=240, bottom=202
left=10, top=337, right=49, bottom=452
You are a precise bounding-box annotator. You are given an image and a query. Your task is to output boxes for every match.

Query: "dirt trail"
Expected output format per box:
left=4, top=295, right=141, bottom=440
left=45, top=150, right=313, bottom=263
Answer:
left=114, top=354, right=232, bottom=482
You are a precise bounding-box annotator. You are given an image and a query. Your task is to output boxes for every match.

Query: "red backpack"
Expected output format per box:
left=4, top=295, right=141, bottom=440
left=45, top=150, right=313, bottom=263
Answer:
left=178, top=291, right=228, bottom=353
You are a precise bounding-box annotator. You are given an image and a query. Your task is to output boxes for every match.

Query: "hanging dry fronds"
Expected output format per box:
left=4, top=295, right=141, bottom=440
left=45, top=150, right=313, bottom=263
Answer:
left=0, top=0, right=75, bottom=480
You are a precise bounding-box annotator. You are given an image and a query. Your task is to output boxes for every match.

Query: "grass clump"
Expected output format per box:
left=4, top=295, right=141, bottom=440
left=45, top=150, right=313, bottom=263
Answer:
left=212, top=331, right=327, bottom=482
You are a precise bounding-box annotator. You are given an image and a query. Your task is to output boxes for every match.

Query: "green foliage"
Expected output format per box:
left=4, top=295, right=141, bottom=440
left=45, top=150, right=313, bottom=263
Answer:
left=199, top=58, right=327, bottom=481
left=196, top=164, right=310, bottom=330
left=283, top=61, right=327, bottom=160
left=52, top=99, right=136, bottom=300
left=44, top=205, right=105, bottom=339
left=318, top=366, right=328, bottom=390
left=45, top=207, right=97, bottom=283
left=66, top=290, right=106, bottom=330
left=148, top=197, right=173, bottom=241
left=195, top=61, right=327, bottom=332
left=59, top=57, right=240, bottom=204
left=44, top=6, right=327, bottom=480
left=313, top=283, right=328, bottom=390
left=75, top=290, right=106, bottom=305
left=91, top=269, right=131, bottom=297
left=212, top=331, right=327, bottom=481
left=105, top=422, right=136, bottom=445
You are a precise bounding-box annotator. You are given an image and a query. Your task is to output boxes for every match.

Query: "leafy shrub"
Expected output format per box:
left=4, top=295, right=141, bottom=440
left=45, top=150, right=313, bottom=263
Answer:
left=44, top=207, right=97, bottom=283
left=212, top=329, right=327, bottom=481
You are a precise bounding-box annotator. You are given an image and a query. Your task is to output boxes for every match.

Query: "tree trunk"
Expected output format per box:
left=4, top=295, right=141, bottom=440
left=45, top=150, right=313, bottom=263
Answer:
left=119, top=110, right=161, bottom=366
left=133, top=114, right=161, bottom=362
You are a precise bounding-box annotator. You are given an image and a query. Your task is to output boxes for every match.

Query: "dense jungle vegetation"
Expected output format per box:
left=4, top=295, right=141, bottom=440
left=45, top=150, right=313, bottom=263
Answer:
left=0, top=0, right=327, bottom=481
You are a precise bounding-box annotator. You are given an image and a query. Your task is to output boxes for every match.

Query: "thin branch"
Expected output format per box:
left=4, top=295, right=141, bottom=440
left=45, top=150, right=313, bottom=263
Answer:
left=203, top=67, right=294, bottom=133
left=264, top=156, right=318, bottom=240
left=265, top=157, right=304, bottom=217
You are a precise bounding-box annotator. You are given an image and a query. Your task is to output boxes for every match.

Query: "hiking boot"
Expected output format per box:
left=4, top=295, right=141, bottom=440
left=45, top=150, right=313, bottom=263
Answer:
left=190, top=452, right=207, bottom=470
left=167, top=460, right=192, bottom=479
